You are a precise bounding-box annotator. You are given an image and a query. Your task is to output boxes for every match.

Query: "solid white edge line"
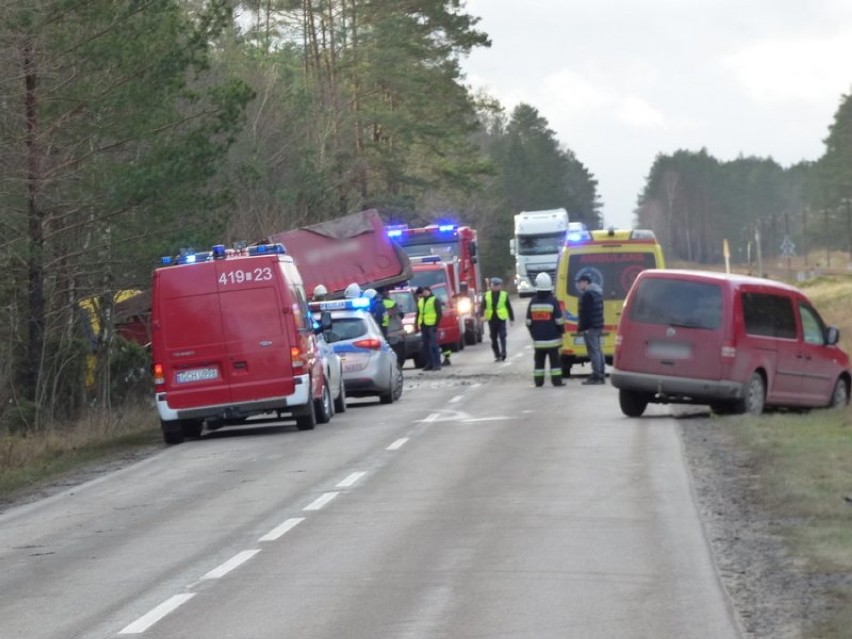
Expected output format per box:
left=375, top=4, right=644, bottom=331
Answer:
left=386, top=437, right=409, bottom=450
left=259, top=517, right=305, bottom=542
left=336, top=471, right=367, bottom=488
left=303, top=491, right=339, bottom=511
left=118, top=593, right=196, bottom=634
left=449, top=394, right=463, bottom=403
left=201, top=549, right=261, bottom=580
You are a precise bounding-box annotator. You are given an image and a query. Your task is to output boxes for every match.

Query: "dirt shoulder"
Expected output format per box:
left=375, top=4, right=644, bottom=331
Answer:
left=679, top=417, right=848, bottom=639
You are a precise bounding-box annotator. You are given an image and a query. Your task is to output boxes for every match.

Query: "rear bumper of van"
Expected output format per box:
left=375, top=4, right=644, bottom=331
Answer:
left=610, top=369, right=743, bottom=402
left=156, top=374, right=311, bottom=421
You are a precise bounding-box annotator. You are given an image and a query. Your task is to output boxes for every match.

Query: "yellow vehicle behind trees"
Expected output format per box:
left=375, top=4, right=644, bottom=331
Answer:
left=555, top=228, right=665, bottom=377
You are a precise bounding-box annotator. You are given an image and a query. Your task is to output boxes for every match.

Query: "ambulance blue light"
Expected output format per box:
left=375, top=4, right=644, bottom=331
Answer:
left=567, top=230, right=592, bottom=243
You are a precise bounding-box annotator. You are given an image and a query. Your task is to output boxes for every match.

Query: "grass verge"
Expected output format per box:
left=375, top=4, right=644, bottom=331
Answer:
left=731, top=407, right=852, bottom=638
left=0, top=407, right=161, bottom=504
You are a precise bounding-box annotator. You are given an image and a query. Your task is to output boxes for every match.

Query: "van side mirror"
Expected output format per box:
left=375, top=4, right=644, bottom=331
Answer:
left=826, top=326, right=840, bottom=346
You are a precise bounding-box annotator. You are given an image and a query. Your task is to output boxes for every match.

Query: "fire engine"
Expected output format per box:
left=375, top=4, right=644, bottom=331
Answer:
left=387, top=223, right=484, bottom=344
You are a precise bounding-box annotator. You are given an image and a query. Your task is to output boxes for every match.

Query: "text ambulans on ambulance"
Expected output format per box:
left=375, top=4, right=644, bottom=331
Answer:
left=555, top=228, right=665, bottom=376
left=151, top=243, right=329, bottom=444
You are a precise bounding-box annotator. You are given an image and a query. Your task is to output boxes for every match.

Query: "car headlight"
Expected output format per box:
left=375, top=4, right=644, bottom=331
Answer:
left=456, top=297, right=472, bottom=315
left=403, top=324, right=415, bottom=334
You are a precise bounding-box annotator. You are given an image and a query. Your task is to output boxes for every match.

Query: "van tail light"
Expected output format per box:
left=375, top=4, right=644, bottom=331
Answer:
left=153, top=363, right=165, bottom=386
left=353, top=338, right=382, bottom=350
left=291, top=346, right=306, bottom=374
left=721, top=344, right=737, bottom=358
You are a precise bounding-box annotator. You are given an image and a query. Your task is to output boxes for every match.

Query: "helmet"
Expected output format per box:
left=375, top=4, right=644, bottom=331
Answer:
left=312, top=284, right=328, bottom=299
left=344, top=282, right=361, bottom=298
left=534, top=272, right=552, bottom=291
left=364, top=288, right=377, bottom=299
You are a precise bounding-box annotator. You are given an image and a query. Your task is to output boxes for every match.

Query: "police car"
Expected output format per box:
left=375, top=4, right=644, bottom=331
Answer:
left=311, top=298, right=403, bottom=404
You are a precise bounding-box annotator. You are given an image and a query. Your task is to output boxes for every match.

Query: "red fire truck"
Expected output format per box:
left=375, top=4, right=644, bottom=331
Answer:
left=387, top=224, right=484, bottom=344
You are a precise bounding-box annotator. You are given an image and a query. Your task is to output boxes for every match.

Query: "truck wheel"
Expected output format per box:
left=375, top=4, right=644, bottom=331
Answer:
left=619, top=390, right=649, bottom=417
left=315, top=381, right=333, bottom=424
left=160, top=419, right=185, bottom=445
left=334, top=378, right=347, bottom=413
left=295, top=397, right=317, bottom=431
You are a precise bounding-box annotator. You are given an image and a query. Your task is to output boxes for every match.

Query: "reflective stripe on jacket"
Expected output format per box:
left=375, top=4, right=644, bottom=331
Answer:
left=484, top=290, right=509, bottom=321
left=525, top=293, right=564, bottom=349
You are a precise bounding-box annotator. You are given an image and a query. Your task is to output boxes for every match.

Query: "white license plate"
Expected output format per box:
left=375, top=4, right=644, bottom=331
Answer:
left=176, top=367, right=219, bottom=384
left=648, top=341, right=692, bottom=359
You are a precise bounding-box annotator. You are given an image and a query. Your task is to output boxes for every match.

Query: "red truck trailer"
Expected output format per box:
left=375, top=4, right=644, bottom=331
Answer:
left=386, top=224, right=483, bottom=344
left=269, top=209, right=412, bottom=297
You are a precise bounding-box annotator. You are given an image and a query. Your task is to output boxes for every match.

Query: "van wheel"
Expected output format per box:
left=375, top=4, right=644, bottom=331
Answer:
left=160, top=419, right=185, bottom=445
left=315, top=381, right=333, bottom=424
left=734, top=371, right=765, bottom=415
left=295, top=398, right=317, bottom=431
left=334, top=378, right=347, bottom=413
left=181, top=419, right=203, bottom=439
left=619, top=390, right=649, bottom=417
left=829, top=378, right=849, bottom=408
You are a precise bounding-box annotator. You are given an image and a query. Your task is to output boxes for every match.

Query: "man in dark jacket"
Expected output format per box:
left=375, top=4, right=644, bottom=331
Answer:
left=415, top=285, right=443, bottom=371
left=576, top=273, right=605, bottom=384
left=525, top=273, right=565, bottom=387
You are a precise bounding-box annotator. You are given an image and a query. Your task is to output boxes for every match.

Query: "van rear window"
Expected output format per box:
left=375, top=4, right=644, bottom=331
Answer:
left=568, top=253, right=658, bottom=300
left=630, top=279, right=721, bottom=329
left=742, top=293, right=796, bottom=339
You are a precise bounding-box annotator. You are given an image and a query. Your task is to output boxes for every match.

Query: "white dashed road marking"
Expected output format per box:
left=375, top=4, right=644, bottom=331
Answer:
left=201, top=549, right=261, bottom=580
left=337, top=471, right=367, bottom=488
left=118, top=593, right=196, bottom=635
left=303, top=492, right=339, bottom=511
left=259, top=517, right=305, bottom=542
left=387, top=438, right=409, bottom=450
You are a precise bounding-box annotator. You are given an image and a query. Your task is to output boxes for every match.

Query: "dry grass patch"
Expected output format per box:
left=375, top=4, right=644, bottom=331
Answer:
left=0, top=406, right=160, bottom=501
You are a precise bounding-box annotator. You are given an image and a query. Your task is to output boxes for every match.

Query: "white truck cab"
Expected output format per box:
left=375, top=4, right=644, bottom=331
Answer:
left=509, top=208, right=569, bottom=297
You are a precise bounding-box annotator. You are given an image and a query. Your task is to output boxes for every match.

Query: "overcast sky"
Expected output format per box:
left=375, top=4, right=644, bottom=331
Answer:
left=461, top=0, right=852, bottom=229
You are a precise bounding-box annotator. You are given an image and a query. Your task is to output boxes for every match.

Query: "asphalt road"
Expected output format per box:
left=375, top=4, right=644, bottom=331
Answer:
left=0, top=318, right=742, bottom=639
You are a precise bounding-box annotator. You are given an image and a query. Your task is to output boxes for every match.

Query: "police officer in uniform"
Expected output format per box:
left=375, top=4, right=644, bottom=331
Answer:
left=415, top=285, right=443, bottom=371
left=484, top=277, right=514, bottom=361
left=525, top=272, right=565, bottom=387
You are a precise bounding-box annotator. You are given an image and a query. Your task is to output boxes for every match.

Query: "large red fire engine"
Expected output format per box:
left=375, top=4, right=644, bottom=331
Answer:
left=387, top=224, right=484, bottom=344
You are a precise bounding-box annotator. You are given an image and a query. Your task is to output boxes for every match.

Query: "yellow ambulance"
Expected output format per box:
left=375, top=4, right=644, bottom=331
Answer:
left=555, top=227, right=665, bottom=377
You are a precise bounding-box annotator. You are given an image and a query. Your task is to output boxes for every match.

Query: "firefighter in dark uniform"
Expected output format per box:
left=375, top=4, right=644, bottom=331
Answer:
left=525, top=272, right=565, bottom=387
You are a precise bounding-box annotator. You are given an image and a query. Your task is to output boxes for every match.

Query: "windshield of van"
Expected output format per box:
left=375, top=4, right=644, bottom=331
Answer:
left=517, top=233, right=565, bottom=256
left=567, top=253, right=658, bottom=301
left=629, top=279, right=722, bottom=330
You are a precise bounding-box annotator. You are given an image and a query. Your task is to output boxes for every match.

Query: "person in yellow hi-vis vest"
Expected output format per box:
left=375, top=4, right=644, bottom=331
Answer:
left=483, top=277, right=514, bottom=361
left=415, top=285, right=443, bottom=371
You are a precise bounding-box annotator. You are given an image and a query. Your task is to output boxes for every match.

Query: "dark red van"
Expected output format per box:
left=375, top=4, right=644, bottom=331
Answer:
left=611, top=270, right=851, bottom=416
left=151, top=243, right=330, bottom=444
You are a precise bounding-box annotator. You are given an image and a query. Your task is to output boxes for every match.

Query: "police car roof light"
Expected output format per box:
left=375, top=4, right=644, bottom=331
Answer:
left=438, top=224, right=456, bottom=232
left=387, top=229, right=403, bottom=238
